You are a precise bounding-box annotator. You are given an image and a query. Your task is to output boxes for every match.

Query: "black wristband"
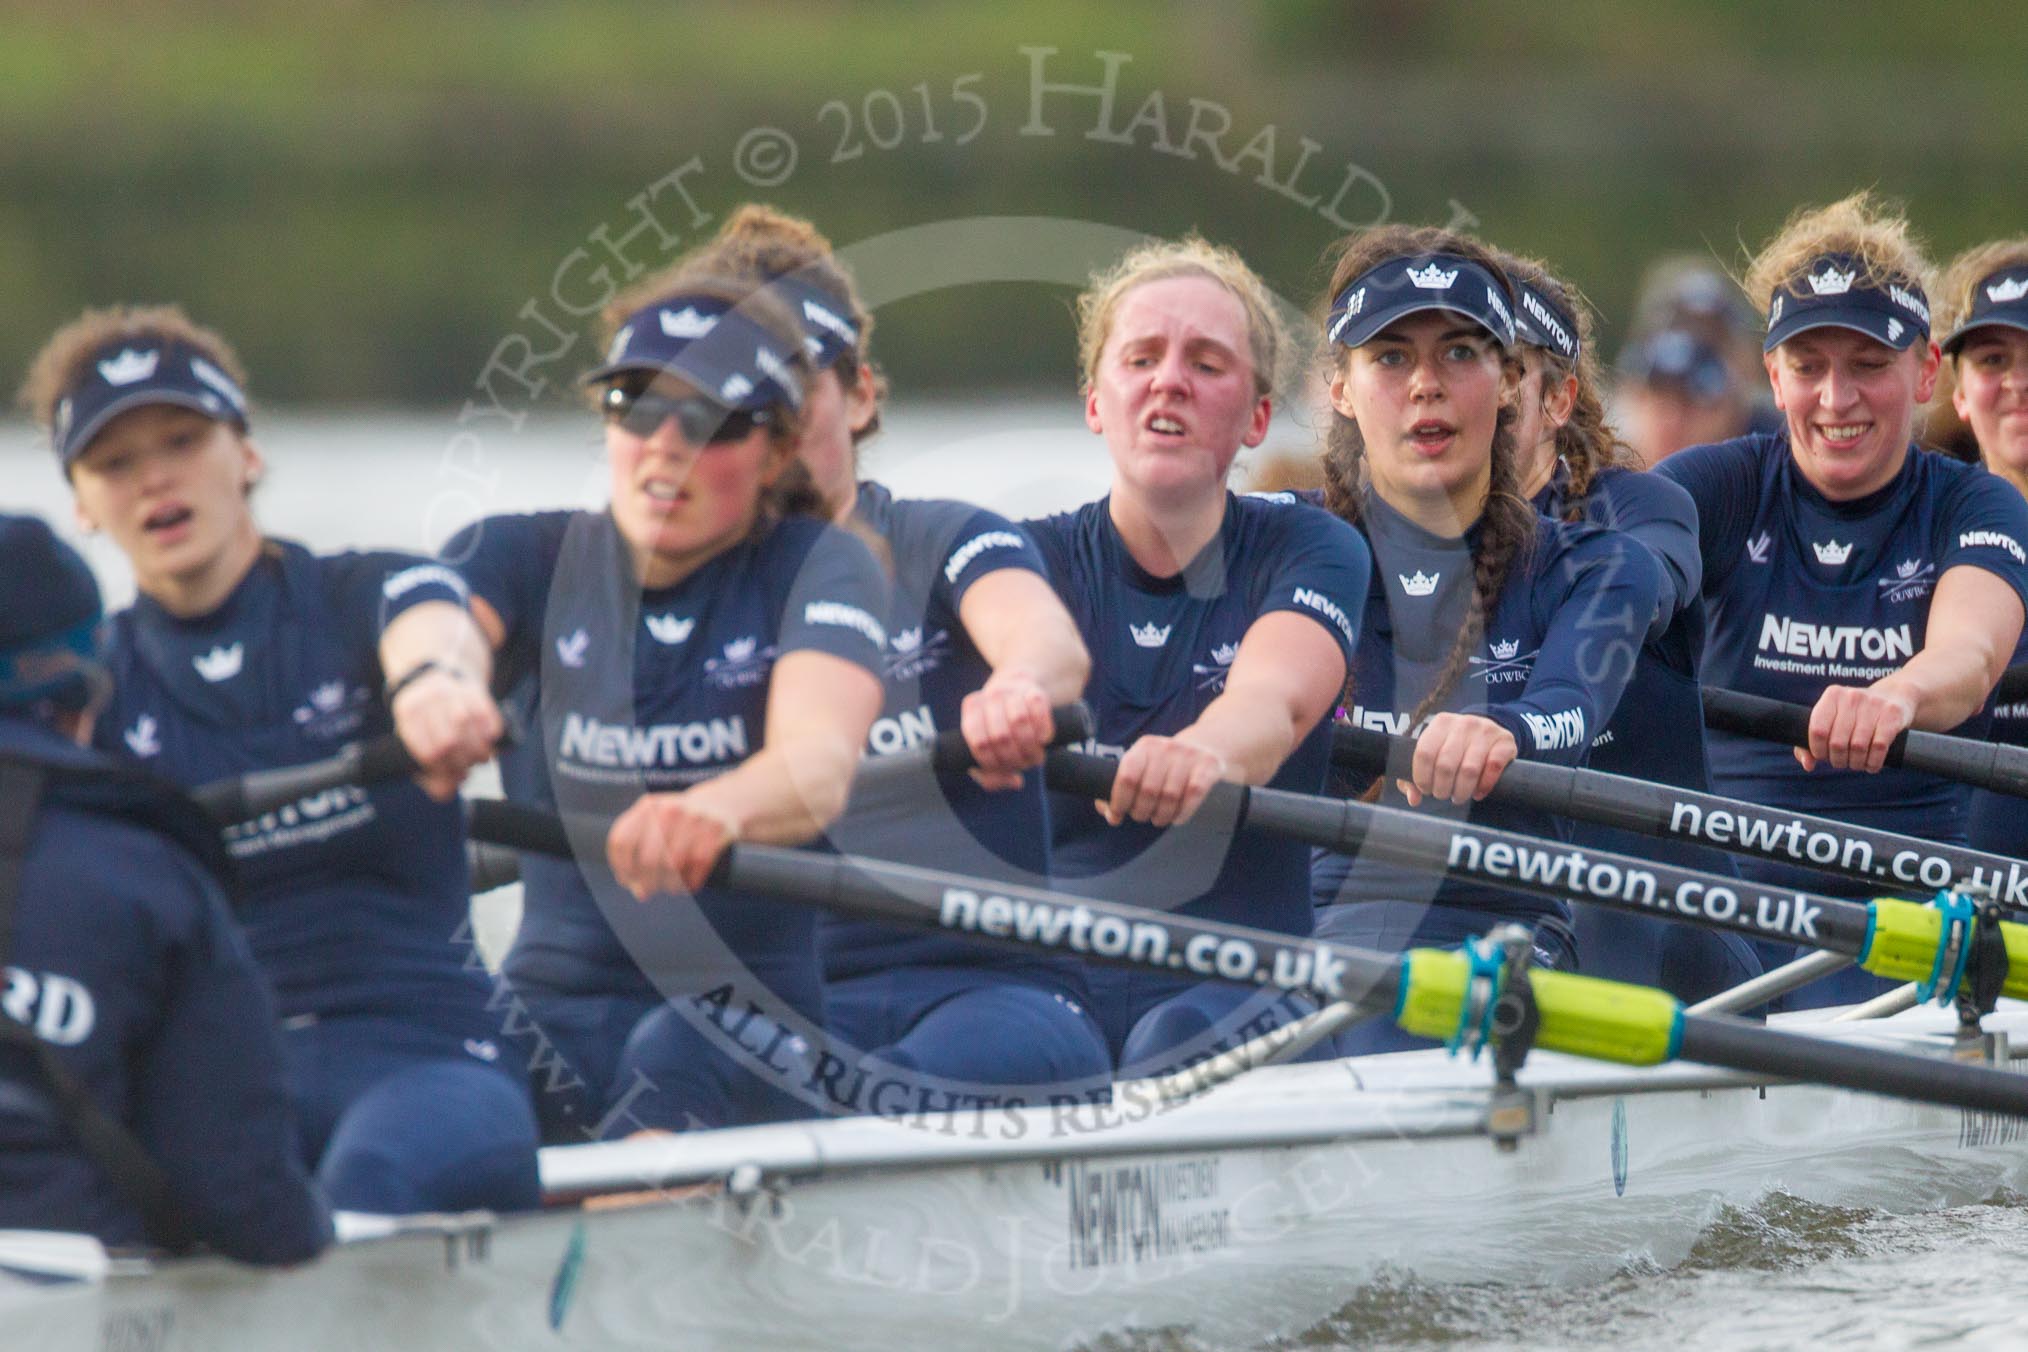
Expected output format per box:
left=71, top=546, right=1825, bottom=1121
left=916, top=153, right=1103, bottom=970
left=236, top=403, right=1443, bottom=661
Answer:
left=384, top=660, right=466, bottom=705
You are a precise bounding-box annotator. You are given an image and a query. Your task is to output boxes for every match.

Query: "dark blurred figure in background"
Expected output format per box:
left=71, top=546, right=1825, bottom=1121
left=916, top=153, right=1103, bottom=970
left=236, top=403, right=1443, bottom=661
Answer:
left=1613, top=257, right=1773, bottom=466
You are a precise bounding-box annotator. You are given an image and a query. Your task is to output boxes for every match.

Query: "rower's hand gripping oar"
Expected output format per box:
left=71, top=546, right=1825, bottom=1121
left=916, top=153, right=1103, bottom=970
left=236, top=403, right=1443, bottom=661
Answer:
left=456, top=703, right=1095, bottom=895
left=1702, top=686, right=2028, bottom=801
left=1047, top=747, right=2028, bottom=1037
left=1332, top=722, right=2026, bottom=1040
left=466, top=793, right=2028, bottom=1124
left=850, top=700, right=1095, bottom=784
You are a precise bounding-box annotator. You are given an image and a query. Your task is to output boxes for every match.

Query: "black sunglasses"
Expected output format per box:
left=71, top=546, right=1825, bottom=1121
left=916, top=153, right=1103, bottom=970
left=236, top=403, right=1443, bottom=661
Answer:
left=602, top=384, right=773, bottom=444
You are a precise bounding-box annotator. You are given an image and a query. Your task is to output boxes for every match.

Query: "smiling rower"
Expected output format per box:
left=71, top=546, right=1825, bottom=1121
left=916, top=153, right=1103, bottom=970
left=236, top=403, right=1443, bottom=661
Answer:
left=1936, top=239, right=2028, bottom=858
left=1657, top=194, right=2028, bottom=1009
left=1304, top=227, right=1660, bottom=1053
left=20, top=306, right=539, bottom=1215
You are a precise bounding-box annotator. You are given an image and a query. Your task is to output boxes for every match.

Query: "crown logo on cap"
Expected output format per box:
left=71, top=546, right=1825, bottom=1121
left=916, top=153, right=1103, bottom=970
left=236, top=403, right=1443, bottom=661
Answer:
left=1490, top=638, right=1521, bottom=660
left=660, top=307, right=716, bottom=339
left=1812, top=539, right=1853, bottom=566
left=98, top=348, right=160, bottom=386
left=1130, top=621, right=1172, bottom=648
left=1989, top=276, right=2028, bottom=305
left=1806, top=266, right=1856, bottom=296
left=1407, top=263, right=1458, bottom=290
left=1400, top=570, right=1440, bottom=597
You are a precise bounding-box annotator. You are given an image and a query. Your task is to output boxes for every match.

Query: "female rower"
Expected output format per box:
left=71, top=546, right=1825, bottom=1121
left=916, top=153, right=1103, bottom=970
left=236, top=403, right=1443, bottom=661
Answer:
left=1656, top=195, right=2028, bottom=1008
left=21, top=307, right=540, bottom=1214
left=1026, top=237, right=1373, bottom=1076
left=689, top=206, right=1112, bottom=1111
left=1936, top=239, right=2028, bottom=856
left=1307, top=227, right=1660, bottom=1054
left=446, top=271, right=887, bottom=1136
left=1493, top=249, right=1761, bottom=1004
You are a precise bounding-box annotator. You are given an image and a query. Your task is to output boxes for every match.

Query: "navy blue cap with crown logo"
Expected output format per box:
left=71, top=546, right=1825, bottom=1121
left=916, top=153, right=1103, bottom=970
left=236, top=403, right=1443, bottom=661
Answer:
left=767, top=274, right=861, bottom=371
left=52, top=338, right=250, bottom=467
left=1942, top=265, right=2028, bottom=355
left=1764, top=252, right=1930, bottom=353
left=582, top=294, right=805, bottom=411
left=1512, top=279, right=1581, bottom=364
left=1328, top=253, right=1516, bottom=351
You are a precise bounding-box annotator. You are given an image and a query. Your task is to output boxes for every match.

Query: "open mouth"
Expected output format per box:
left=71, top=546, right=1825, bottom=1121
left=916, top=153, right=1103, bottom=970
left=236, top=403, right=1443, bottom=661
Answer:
left=142, top=504, right=193, bottom=535
left=1814, top=422, right=1871, bottom=449
left=1408, top=419, right=1457, bottom=454
left=641, top=479, right=689, bottom=505
left=1145, top=411, right=1188, bottom=439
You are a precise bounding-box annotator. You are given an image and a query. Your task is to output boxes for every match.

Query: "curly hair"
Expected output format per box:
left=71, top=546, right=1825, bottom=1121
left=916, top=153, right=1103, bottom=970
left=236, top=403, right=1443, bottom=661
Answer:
left=1742, top=190, right=1935, bottom=322
left=1316, top=224, right=1534, bottom=733
left=1491, top=249, right=1640, bottom=521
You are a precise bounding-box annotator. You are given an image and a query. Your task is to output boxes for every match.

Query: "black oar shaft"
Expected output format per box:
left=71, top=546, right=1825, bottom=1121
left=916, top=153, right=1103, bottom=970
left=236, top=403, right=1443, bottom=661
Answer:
left=190, top=734, right=415, bottom=821
left=1702, top=687, right=2028, bottom=800
left=1043, top=749, right=1878, bottom=955
left=469, top=795, right=2028, bottom=1118
left=1332, top=724, right=2028, bottom=909
left=852, top=700, right=1094, bottom=785
left=464, top=798, right=1403, bottom=1004
left=1677, top=1015, right=2028, bottom=1118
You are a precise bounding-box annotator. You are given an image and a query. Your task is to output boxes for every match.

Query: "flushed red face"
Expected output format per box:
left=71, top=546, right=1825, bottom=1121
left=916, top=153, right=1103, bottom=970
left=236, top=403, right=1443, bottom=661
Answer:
left=1765, top=328, right=1940, bottom=501
left=604, top=374, right=789, bottom=583
left=1085, top=275, right=1271, bottom=506
left=68, top=404, right=261, bottom=596
left=1331, top=310, right=1511, bottom=521
left=1952, top=328, right=2028, bottom=481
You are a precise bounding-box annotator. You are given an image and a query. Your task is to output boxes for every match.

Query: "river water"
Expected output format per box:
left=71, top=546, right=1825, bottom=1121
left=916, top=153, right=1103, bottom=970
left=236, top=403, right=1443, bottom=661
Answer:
left=8, top=409, right=2028, bottom=1350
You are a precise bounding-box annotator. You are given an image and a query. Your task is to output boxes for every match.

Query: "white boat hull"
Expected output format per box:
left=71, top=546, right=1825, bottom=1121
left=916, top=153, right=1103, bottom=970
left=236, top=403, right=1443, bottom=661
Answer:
left=9, top=1005, right=2028, bottom=1351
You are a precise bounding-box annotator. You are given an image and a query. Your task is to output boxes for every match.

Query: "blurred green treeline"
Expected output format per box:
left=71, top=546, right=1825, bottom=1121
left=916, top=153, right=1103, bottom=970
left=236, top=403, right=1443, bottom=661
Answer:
left=3, top=0, right=2025, bottom=407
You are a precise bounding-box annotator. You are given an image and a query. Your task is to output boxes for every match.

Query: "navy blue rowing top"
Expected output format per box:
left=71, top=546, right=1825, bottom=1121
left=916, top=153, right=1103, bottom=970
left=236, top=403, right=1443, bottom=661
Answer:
left=1534, top=464, right=1737, bottom=876
left=1659, top=433, right=2028, bottom=891
left=94, top=540, right=489, bottom=1032
left=821, top=481, right=1081, bottom=986
left=1026, top=493, right=1370, bottom=936
left=448, top=510, right=887, bottom=1017
left=0, top=715, right=330, bottom=1261
left=1312, top=493, right=1661, bottom=922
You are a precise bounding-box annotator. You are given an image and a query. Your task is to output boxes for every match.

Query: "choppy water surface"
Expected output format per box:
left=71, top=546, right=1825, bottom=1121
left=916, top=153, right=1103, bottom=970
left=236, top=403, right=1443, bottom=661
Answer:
left=1075, top=1190, right=2028, bottom=1351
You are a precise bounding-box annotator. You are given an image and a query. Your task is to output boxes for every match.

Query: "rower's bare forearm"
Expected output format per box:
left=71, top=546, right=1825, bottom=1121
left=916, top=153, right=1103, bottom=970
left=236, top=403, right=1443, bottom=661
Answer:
left=379, top=600, right=494, bottom=686
left=1874, top=646, right=2003, bottom=733
left=1177, top=684, right=1301, bottom=785
left=680, top=740, right=863, bottom=845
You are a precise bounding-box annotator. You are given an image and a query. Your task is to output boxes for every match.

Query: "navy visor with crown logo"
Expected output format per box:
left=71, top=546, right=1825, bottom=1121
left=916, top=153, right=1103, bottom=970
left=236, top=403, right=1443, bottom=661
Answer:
left=766, top=274, right=861, bottom=370
left=1942, top=266, right=2028, bottom=355
left=53, top=338, right=250, bottom=467
left=1328, top=254, right=1516, bottom=351
left=583, top=294, right=805, bottom=412
left=1764, top=252, right=1930, bottom=353
left=1512, top=280, right=1581, bottom=363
